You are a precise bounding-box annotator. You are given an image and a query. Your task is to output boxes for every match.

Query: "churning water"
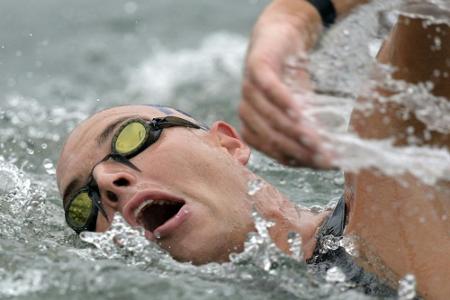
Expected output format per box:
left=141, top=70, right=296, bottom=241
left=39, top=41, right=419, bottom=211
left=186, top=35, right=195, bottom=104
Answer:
left=0, top=0, right=448, bottom=299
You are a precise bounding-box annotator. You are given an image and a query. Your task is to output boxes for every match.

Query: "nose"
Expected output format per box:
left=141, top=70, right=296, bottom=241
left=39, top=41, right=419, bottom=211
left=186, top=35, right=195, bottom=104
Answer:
left=92, top=162, right=137, bottom=208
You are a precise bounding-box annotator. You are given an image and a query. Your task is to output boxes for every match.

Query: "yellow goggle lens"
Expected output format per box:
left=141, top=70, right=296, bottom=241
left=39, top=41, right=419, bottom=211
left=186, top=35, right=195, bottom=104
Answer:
left=114, top=122, right=147, bottom=155
left=68, top=192, right=93, bottom=227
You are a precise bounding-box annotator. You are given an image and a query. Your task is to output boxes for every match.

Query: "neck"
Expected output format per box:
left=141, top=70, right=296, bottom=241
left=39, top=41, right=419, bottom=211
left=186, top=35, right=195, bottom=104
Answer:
left=250, top=180, right=328, bottom=260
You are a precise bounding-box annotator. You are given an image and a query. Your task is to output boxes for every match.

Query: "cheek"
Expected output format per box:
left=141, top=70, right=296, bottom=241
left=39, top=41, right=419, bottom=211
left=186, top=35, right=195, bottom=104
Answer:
left=95, top=206, right=118, bottom=232
left=134, top=134, right=250, bottom=213
left=95, top=214, right=110, bottom=232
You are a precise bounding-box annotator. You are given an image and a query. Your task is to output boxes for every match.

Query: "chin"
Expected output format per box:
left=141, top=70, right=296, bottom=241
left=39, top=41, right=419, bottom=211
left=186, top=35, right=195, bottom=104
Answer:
left=158, top=237, right=236, bottom=265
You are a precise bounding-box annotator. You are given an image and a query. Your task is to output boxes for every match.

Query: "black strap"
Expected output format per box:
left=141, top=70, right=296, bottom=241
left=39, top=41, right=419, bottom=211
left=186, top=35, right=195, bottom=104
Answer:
left=320, top=195, right=347, bottom=237
left=307, top=195, right=347, bottom=263
left=307, top=0, right=337, bottom=27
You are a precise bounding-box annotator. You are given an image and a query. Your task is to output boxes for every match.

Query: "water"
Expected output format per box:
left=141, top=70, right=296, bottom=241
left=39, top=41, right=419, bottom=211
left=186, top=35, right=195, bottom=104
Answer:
left=0, top=0, right=448, bottom=299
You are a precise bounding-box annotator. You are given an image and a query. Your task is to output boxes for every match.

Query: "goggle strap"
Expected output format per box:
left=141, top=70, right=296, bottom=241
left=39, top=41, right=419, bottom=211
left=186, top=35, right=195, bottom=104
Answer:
left=89, top=190, right=109, bottom=222
left=153, top=116, right=202, bottom=130
left=110, top=153, right=141, bottom=172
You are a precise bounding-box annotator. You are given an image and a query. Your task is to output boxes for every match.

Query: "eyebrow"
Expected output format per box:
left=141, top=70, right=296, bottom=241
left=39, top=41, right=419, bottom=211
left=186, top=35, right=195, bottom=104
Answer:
left=62, top=108, right=205, bottom=206
left=62, top=178, right=80, bottom=206
left=63, top=115, right=137, bottom=204
left=96, top=116, right=135, bottom=146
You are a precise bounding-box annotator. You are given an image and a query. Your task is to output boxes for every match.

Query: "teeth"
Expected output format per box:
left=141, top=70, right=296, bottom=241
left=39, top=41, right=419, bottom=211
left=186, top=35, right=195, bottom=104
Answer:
left=134, top=199, right=154, bottom=219
left=134, top=199, right=177, bottom=219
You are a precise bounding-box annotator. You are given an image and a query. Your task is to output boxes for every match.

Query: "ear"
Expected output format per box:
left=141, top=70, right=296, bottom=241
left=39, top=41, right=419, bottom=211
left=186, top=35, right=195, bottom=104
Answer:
left=209, top=121, right=251, bottom=165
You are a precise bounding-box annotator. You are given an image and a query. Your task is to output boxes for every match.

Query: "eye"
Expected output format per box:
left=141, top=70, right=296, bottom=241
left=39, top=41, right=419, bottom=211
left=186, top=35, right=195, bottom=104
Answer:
left=113, top=120, right=148, bottom=156
left=67, top=191, right=93, bottom=227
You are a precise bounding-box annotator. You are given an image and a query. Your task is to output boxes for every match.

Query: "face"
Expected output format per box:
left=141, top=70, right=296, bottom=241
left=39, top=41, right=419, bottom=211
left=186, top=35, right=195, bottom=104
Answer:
left=57, top=105, right=255, bottom=264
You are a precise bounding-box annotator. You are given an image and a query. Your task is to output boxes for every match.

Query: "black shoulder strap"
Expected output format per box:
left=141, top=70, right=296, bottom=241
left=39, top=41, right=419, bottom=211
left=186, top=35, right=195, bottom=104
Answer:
left=319, top=195, right=347, bottom=238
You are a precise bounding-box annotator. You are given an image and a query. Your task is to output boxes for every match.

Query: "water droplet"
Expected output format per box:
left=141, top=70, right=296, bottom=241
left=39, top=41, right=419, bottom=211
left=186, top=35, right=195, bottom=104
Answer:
left=42, top=158, right=56, bottom=175
left=398, top=274, right=416, bottom=300
left=154, top=231, right=161, bottom=239
left=433, top=37, right=442, bottom=50
left=240, top=272, right=253, bottom=280
left=319, top=235, right=341, bottom=254
left=339, top=236, right=358, bottom=257
left=287, top=232, right=303, bottom=261
left=325, top=266, right=346, bottom=283
left=433, top=69, right=441, bottom=77
left=333, top=176, right=344, bottom=186
left=247, top=178, right=265, bottom=196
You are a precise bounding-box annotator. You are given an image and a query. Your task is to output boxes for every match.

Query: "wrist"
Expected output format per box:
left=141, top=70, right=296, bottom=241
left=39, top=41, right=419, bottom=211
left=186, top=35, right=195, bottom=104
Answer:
left=332, top=0, right=370, bottom=17
left=306, top=0, right=337, bottom=27
left=258, top=0, right=323, bottom=50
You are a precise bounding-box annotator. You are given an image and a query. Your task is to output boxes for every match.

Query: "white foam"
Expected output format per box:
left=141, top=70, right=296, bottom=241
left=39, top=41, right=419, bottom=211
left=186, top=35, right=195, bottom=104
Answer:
left=127, top=32, right=247, bottom=101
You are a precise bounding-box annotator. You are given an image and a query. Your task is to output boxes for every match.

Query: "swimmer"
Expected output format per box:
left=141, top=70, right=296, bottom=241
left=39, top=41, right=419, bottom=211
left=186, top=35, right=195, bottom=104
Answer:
left=58, top=104, right=392, bottom=294
left=240, top=0, right=370, bottom=167
left=56, top=1, right=449, bottom=299
left=240, top=0, right=449, bottom=299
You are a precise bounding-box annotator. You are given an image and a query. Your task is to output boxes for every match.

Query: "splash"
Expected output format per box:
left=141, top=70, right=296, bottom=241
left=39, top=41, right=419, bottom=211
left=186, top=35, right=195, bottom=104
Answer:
left=290, top=64, right=450, bottom=185
left=247, top=178, right=265, bottom=196
left=286, top=0, right=450, bottom=186
left=397, top=273, right=417, bottom=300
left=127, top=32, right=246, bottom=102
left=79, top=213, right=170, bottom=266
left=287, top=231, right=303, bottom=261
left=325, top=266, right=346, bottom=283
left=399, top=0, right=450, bottom=26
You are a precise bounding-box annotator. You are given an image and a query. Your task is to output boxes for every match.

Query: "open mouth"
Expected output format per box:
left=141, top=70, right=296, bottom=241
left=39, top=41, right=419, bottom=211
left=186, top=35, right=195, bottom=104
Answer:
left=134, top=199, right=185, bottom=233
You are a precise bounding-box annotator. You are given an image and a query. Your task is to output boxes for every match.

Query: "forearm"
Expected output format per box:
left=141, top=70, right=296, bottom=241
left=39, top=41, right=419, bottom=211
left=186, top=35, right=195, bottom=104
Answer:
left=346, top=11, right=450, bottom=299
left=257, top=0, right=370, bottom=50
left=332, top=0, right=370, bottom=18
left=254, top=0, right=322, bottom=50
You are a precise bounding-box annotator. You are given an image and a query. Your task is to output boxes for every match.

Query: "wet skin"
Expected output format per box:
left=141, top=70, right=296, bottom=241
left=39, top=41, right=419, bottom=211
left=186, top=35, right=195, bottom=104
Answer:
left=345, top=13, right=450, bottom=300
left=57, top=105, right=326, bottom=264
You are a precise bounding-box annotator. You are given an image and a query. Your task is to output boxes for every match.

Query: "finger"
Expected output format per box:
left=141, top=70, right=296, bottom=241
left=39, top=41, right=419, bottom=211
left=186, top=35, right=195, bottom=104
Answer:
left=249, top=64, right=302, bottom=120
left=241, top=123, right=285, bottom=163
left=245, top=64, right=321, bottom=145
left=239, top=101, right=319, bottom=167
left=243, top=81, right=322, bottom=153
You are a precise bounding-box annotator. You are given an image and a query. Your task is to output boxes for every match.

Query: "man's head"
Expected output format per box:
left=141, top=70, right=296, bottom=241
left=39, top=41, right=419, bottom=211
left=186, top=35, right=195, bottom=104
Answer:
left=57, top=105, right=256, bottom=264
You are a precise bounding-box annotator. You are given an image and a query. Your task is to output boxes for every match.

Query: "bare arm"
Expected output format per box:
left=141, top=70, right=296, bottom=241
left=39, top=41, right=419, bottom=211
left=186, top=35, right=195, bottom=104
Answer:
left=333, top=0, right=370, bottom=17
left=239, top=0, right=370, bottom=167
left=345, top=5, right=450, bottom=299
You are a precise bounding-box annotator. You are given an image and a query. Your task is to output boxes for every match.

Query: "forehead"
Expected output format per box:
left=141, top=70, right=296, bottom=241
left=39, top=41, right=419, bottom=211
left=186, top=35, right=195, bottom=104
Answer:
left=56, top=105, right=192, bottom=197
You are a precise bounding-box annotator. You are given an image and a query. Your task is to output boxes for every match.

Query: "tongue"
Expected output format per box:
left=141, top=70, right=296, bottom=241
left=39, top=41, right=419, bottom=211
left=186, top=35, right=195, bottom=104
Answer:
left=138, top=204, right=181, bottom=232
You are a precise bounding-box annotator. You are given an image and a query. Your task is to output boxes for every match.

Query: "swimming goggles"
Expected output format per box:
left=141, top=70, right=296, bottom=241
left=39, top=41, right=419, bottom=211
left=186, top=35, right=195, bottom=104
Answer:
left=64, top=116, right=206, bottom=233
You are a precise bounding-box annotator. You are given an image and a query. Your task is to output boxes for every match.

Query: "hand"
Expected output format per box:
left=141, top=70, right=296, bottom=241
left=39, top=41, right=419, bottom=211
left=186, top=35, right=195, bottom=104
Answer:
left=239, top=0, right=332, bottom=168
